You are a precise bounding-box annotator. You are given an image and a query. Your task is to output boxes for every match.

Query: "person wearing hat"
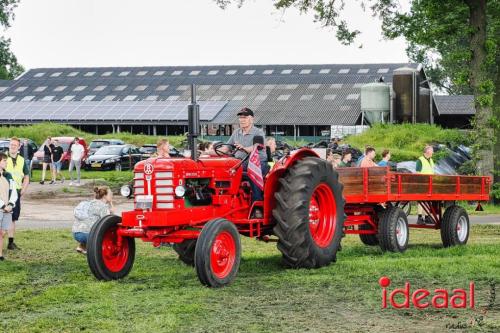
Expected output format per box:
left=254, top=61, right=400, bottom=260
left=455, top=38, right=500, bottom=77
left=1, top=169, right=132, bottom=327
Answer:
left=227, top=108, right=268, bottom=216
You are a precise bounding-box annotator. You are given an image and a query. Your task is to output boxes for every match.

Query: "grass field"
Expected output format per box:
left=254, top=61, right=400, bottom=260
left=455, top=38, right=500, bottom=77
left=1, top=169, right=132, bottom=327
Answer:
left=0, top=225, right=498, bottom=332
left=30, top=169, right=133, bottom=191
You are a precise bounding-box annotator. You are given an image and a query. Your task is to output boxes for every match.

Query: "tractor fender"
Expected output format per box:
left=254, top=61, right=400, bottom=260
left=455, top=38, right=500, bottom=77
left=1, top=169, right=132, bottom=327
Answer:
left=263, top=148, right=320, bottom=224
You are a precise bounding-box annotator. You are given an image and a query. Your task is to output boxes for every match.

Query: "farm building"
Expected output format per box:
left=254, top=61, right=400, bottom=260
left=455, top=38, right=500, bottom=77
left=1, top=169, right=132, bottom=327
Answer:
left=0, top=64, right=474, bottom=139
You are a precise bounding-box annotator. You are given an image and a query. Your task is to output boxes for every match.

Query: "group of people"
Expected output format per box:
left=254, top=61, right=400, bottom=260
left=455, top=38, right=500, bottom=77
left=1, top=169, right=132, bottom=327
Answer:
left=327, top=146, right=392, bottom=169
left=39, top=137, right=85, bottom=186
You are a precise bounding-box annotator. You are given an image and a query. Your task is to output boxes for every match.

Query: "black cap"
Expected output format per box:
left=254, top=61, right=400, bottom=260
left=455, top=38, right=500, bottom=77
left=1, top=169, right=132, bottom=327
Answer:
left=237, top=107, right=254, bottom=117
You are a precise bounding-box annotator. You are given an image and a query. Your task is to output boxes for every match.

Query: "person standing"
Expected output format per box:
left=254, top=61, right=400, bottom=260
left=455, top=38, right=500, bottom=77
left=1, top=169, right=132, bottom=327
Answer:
left=51, top=139, right=65, bottom=183
left=40, top=137, right=54, bottom=185
left=69, top=138, right=84, bottom=186
left=416, top=145, right=435, bottom=224
left=377, top=150, right=391, bottom=167
left=0, top=153, right=18, bottom=260
left=20, top=139, right=34, bottom=177
left=5, top=137, right=29, bottom=251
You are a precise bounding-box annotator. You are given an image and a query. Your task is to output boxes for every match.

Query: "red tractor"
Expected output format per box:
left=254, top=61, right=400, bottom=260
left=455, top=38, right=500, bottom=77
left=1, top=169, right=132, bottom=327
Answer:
left=87, top=146, right=344, bottom=287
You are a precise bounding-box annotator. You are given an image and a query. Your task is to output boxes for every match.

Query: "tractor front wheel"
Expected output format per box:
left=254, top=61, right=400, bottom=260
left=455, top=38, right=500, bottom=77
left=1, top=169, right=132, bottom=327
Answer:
left=87, top=215, right=135, bottom=280
left=173, top=239, right=197, bottom=266
left=273, top=157, right=345, bottom=268
left=195, top=218, right=241, bottom=288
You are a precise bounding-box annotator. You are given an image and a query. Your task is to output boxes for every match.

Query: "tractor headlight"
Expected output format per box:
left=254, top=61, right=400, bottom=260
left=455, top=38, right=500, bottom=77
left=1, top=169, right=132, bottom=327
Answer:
left=120, top=184, right=132, bottom=198
left=175, top=185, right=185, bottom=197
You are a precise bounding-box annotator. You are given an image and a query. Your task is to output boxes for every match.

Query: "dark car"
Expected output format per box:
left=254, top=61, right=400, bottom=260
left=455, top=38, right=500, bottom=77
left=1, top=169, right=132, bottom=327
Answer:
left=88, top=139, right=125, bottom=156
left=84, top=144, right=143, bottom=171
left=139, top=144, right=183, bottom=158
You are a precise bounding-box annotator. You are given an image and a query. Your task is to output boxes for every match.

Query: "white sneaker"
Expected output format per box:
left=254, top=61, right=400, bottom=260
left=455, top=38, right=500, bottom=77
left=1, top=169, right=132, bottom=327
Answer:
left=75, top=183, right=81, bottom=187
left=69, top=182, right=74, bottom=186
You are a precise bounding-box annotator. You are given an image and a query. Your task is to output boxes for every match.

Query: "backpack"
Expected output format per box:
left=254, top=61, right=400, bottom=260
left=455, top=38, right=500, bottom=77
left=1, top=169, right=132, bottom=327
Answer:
left=74, top=200, right=93, bottom=221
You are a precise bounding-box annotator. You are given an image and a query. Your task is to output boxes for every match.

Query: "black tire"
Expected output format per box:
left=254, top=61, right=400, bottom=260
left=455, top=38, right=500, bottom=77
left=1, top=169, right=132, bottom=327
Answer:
left=378, top=206, right=409, bottom=253
left=359, top=224, right=379, bottom=246
left=272, top=157, right=345, bottom=268
left=194, top=218, right=241, bottom=288
left=441, top=205, right=469, bottom=247
left=173, top=239, right=197, bottom=266
left=87, top=215, right=136, bottom=280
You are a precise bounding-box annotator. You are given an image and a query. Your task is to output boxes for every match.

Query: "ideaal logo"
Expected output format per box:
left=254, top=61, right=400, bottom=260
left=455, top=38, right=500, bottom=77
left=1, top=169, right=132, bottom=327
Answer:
left=379, top=276, right=475, bottom=309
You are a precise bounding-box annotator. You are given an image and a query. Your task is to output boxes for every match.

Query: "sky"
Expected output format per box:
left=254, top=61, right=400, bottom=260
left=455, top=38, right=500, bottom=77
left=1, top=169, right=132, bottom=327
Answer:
left=5, top=0, right=409, bottom=70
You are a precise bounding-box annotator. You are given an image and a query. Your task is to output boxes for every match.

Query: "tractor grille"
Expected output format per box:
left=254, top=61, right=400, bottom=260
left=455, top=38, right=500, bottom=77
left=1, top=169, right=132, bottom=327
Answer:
left=155, top=171, right=174, bottom=209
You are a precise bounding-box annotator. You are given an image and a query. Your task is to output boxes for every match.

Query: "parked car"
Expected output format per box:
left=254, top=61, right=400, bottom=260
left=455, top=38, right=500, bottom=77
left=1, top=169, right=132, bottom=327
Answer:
left=139, top=144, right=183, bottom=158
left=0, top=138, right=38, bottom=155
left=31, top=137, right=88, bottom=170
left=84, top=144, right=143, bottom=171
left=88, top=139, right=125, bottom=156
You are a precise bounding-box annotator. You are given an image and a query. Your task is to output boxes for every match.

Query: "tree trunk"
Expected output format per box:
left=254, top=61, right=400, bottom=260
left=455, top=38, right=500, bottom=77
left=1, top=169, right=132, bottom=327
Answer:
left=465, top=0, right=494, bottom=177
left=494, top=54, right=500, bottom=204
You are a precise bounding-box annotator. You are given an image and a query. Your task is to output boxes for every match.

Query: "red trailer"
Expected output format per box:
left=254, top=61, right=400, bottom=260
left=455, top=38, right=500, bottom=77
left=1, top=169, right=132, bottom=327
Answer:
left=86, top=147, right=491, bottom=287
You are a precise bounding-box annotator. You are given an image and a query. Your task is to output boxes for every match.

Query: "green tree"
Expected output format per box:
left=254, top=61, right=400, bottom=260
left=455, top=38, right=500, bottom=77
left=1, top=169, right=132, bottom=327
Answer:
left=216, top=0, right=498, bottom=181
left=0, top=0, right=23, bottom=80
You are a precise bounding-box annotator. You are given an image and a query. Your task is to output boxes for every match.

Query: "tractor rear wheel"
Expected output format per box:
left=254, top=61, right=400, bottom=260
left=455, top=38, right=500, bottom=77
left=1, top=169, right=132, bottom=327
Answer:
left=273, top=157, right=345, bottom=268
left=378, top=206, right=409, bottom=253
left=87, top=215, right=136, bottom=280
left=195, top=218, right=241, bottom=288
left=173, top=239, right=197, bottom=266
left=441, top=205, right=469, bottom=247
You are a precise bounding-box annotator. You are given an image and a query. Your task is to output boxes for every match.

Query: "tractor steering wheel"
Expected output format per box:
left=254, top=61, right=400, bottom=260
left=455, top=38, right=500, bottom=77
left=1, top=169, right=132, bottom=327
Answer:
left=213, top=142, right=238, bottom=157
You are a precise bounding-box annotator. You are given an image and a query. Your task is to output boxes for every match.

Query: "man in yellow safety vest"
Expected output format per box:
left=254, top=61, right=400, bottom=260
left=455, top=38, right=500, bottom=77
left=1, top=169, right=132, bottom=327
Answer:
left=416, top=145, right=435, bottom=225
left=5, top=137, right=30, bottom=250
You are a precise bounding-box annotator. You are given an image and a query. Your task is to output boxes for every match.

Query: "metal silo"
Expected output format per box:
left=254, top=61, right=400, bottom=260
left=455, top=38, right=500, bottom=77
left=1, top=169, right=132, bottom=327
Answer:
left=392, top=67, right=419, bottom=123
left=418, top=87, right=431, bottom=123
left=360, top=82, right=390, bottom=125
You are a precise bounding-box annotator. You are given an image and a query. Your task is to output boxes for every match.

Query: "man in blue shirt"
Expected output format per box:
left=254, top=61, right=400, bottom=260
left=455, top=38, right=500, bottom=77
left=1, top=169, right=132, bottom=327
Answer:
left=377, top=150, right=391, bottom=167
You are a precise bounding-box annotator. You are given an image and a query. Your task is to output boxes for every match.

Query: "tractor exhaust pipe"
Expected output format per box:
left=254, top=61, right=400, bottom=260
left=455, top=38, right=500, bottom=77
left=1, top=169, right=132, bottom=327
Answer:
left=188, top=84, right=200, bottom=161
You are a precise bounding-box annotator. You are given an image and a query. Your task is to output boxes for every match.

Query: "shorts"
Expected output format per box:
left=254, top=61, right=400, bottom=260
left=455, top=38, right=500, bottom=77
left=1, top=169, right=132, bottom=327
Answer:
left=12, top=191, right=21, bottom=221
left=43, top=155, right=52, bottom=164
left=73, top=232, right=89, bottom=244
left=0, top=211, right=12, bottom=231
left=54, top=161, right=62, bottom=172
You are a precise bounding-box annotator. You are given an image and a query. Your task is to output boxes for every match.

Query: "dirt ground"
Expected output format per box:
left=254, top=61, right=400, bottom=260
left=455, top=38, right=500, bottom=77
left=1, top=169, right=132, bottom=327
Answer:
left=17, top=180, right=133, bottom=230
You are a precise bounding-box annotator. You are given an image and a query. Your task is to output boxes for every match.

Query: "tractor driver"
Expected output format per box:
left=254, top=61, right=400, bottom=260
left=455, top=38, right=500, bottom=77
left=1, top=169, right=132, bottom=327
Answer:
left=227, top=108, right=269, bottom=212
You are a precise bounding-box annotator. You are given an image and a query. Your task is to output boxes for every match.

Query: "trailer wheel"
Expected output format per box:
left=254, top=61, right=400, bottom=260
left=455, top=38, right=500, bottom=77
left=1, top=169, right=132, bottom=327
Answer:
left=173, top=239, right=197, bottom=266
left=195, top=218, right=241, bottom=288
left=273, top=157, right=345, bottom=268
left=441, top=205, right=469, bottom=247
left=87, top=215, right=135, bottom=280
left=378, top=206, right=409, bottom=253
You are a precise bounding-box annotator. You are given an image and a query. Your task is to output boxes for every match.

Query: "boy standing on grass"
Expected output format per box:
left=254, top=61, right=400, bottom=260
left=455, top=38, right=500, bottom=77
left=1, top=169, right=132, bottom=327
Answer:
left=0, top=153, right=18, bottom=261
left=51, top=140, right=65, bottom=183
